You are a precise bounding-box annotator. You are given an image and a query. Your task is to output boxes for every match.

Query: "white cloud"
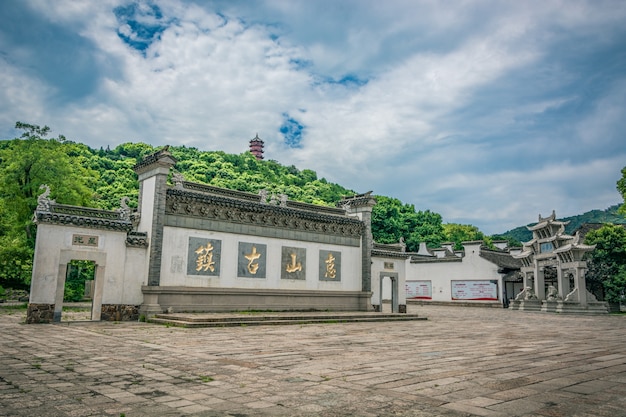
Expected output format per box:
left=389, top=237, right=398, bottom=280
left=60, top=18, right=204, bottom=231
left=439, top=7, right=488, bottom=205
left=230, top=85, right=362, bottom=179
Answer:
left=1, top=0, right=625, bottom=235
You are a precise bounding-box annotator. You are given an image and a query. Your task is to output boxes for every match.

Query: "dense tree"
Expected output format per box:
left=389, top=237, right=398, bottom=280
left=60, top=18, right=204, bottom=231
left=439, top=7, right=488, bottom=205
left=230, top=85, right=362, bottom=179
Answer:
left=619, top=166, right=626, bottom=215
left=371, top=196, right=446, bottom=252
left=585, top=224, right=626, bottom=303
left=0, top=122, right=491, bottom=291
left=442, top=223, right=488, bottom=250
left=0, top=123, right=95, bottom=288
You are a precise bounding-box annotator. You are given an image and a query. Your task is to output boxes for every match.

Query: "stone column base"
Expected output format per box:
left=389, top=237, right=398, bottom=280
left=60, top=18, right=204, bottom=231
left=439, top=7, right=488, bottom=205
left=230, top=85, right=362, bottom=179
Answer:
left=101, top=304, right=140, bottom=321
left=541, top=301, right=558, bottom=313
left=517, top=300, right=541, bottom=311
left=26, top=303, right=55, bottom=324
left=556, top=301, right=609, bottom=315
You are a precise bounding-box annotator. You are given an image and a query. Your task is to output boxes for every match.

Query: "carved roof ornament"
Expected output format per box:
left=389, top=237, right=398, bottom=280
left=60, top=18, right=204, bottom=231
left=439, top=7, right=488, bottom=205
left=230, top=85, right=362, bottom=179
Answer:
left=116, top=196, right=131, bottom=221
left=36, top=184, right=56, bottom=212
left=339, top=191, right=376, bottom=209
left=172, top=172, right=185, bottom=189
left=258, top=189, right=287, bottom=207
left=133, top=145, right=177, bottom=174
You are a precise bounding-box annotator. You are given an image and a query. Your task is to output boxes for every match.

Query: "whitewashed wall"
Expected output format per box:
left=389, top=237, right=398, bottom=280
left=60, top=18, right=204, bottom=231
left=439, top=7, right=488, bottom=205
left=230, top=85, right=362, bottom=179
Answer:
left=30, top=223, right=146, bottom=305
left=158, top=226, right=362, bottom=291
left=371, top=256, right=407, bottom=304
left=406, top=242, right=503, bottom=303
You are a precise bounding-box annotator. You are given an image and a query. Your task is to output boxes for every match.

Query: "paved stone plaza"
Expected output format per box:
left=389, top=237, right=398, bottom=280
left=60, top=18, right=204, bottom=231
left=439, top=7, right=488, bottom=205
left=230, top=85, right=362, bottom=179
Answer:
left=1, top=305, right=625, bottom=417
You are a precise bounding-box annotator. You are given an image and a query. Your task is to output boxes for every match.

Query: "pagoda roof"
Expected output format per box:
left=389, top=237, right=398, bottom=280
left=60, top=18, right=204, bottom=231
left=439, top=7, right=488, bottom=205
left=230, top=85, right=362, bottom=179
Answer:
left=553, top=232, right=596, bottom=253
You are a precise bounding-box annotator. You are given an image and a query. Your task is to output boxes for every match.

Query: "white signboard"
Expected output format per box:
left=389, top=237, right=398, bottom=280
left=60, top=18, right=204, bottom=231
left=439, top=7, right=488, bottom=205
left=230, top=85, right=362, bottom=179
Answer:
left=406, top=280, right=432, bottom=300
left=451, top=280, right=498, bottom=301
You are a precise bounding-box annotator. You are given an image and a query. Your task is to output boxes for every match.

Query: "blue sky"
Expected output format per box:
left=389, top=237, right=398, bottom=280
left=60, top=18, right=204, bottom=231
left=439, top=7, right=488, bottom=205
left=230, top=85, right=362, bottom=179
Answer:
left=1, top=0, right=625, bottom=235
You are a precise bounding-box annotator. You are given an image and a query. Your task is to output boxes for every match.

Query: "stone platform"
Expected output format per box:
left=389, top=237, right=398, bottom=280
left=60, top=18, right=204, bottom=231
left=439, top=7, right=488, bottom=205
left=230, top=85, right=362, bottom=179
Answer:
left=149, top=311, right=426, bottom=327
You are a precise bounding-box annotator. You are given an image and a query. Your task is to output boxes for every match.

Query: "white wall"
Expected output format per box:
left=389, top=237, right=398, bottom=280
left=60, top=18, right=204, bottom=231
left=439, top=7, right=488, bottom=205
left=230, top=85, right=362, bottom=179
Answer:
left=406, top=242, right=503, bottom=303
left=30, top=223, right=145, bottom=305
left=371, top=257, right=407, bottom=304
left=158, top=226, right=362, bottom=291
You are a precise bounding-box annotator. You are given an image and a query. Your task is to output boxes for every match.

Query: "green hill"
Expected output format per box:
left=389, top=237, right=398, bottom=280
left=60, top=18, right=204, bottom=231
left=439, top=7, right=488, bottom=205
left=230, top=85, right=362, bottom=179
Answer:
left=497, top=205, right=626, bottom=244
left=1, top=123, right=625, bottom=289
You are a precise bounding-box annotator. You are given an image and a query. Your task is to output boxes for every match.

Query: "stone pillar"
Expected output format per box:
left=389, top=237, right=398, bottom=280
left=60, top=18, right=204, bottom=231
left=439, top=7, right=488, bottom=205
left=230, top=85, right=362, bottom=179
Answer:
left=52, top=263, right=68, bottom=322
left=533, top=264, right=545, bottom=301
left=133, top=148, right=177, bottom=287
left=557, top=267, right=568, bottom=299
left=574, top=266, right=587, bottom=306
left=522, top=268, right=533, bottom=290
left=340, top=193, right=376, bottom=294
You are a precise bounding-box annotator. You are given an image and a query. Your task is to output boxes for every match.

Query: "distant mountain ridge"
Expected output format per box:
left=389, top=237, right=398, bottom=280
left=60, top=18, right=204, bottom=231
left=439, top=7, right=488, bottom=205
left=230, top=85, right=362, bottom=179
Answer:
left=499, top=205, right=626, bottom=244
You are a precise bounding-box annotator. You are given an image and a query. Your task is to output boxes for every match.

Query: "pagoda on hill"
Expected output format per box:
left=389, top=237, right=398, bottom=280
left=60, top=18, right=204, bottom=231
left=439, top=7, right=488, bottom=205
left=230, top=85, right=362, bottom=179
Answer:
left=249, top=134, right=264, bottom=160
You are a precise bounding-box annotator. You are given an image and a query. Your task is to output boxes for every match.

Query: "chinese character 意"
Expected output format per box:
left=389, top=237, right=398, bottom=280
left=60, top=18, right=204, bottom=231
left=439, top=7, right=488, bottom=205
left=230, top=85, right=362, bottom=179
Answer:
left=245, top=246, right=261, bottom=274
left=285, top=253, right=302, bottom=273
left=325, top=253, right=336, bottom=279
left=195, top=243, right=215, bottom=272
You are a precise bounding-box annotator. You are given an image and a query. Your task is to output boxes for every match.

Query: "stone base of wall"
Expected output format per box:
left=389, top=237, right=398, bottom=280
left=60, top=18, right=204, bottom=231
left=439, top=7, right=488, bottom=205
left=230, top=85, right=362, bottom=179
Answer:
left=26, top=303, right=55, bottom=324
left=100, top=304, right=140, bottom=321
left=410, top=300, right=504, bottom=308
left=141, top=286, right=373, bottom=316
left=555, top=301, right=608, bottom=315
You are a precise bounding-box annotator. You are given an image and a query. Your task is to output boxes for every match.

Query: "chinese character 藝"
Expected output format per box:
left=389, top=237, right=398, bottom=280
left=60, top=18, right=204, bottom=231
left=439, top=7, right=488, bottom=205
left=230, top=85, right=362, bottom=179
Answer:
left=195, top=243, right=215, bottom=272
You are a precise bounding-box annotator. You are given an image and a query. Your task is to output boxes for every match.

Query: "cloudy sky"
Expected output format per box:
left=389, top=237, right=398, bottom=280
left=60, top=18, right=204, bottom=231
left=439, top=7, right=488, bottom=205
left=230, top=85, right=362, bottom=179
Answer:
left=1, top=0, right=625, bottom=234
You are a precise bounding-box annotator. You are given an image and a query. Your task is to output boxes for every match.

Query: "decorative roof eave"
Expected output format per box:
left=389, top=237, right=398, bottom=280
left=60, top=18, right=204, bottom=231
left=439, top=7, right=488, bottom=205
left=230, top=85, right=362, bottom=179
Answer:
left=338, top=191, right=376, bottom=208
left=371, top=249, right=411, bottom=259
left=166, top=188, right=365, bottom=241
left=166, top=188, right=361, bottom=226
left=479, top=250, right=523, bottom=269
left=173, top=178, right=348, bottom=217
left=34, top=204, right=133, bottom=232
left=133, top=146, right=177, bottom=174
left=511, top=250, right=534, bottom=259
left=553, top=243, right=596, bottom=254
left=373, top=241, right=406, bottom=253
left=410, top=255, right=462, bottom=264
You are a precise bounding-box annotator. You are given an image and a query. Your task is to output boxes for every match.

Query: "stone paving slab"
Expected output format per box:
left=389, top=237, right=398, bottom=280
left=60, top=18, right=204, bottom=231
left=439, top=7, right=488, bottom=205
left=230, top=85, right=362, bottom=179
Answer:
left=1, top=306, right=625, bottom=416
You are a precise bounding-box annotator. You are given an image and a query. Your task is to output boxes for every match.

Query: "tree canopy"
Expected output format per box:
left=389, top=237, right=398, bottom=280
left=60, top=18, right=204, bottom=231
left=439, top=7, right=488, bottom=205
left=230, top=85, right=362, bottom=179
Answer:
left=584, top=224, right=626, bottom=303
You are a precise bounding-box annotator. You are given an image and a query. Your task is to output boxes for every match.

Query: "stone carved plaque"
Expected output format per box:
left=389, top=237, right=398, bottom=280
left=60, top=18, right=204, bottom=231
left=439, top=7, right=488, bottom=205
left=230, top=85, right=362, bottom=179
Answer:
left=238, top=242, right=267, bottom=278
left=319, top=250, right=341, bottom=282
left=281, top=246, right=306, bottom=280
left=72, top=234, right=98, bottom=247
left=187, top=237, right=221, bottom=276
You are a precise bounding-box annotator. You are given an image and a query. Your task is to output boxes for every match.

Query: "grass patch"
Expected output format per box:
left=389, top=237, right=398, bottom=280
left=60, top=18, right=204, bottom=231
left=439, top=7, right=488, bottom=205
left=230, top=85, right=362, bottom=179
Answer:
left=199, top=375, right=214, bottom=383
left=0, top=303, right=27, bottom=310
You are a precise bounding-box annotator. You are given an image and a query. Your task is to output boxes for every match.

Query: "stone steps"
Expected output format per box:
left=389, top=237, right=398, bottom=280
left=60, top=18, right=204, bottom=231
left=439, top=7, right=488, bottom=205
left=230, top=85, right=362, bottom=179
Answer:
left=148, top=312, right=427, bottom=328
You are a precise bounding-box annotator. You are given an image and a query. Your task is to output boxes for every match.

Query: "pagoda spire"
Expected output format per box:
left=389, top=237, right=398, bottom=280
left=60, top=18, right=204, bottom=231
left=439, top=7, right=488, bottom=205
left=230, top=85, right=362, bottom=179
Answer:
left=249, top=133, right=264, bottom=160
